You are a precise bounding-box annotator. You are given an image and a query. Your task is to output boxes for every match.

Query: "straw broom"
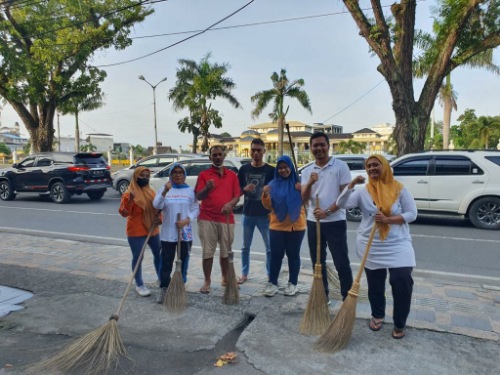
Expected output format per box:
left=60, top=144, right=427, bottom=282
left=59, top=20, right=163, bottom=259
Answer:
left=223, top=213, right=239, bottom=305
left=27, top=223, right=158, bottom=375
left=300, top=194, right=330, bottom=335
left=165, top=213, right=187, bottom=313
left=315, top=222, right=378, bottom=353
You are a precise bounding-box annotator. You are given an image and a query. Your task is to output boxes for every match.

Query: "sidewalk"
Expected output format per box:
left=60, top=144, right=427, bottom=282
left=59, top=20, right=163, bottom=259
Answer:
left=1, top=230, right=499, bottom=374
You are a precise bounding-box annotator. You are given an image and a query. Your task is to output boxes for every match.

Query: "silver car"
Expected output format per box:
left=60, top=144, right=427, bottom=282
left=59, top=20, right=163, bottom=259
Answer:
left=112, top=153, right=208, bottom=195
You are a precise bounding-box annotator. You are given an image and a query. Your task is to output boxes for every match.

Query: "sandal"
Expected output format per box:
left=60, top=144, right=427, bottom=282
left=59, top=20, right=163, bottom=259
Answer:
left=368, top=317, right=384, bottom=331
left=237, top=275, right=247, bottom=284
left=392, top=327, right=406, bottom=339
left=200, top=285, right=211, bottom=294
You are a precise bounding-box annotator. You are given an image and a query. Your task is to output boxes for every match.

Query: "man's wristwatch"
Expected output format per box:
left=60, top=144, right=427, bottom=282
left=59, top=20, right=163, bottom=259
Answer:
left=325, top=209, right=332, bottom=217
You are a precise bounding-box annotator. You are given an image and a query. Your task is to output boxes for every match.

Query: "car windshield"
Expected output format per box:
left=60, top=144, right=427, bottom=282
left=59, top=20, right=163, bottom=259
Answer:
left=74, top=155, right=107, bottom=166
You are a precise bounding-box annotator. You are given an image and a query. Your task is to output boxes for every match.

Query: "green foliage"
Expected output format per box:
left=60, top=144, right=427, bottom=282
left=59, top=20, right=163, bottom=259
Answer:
left=336, top=140, right=365, bottom=154
left=451, top=109, right=500, bottom=149
left=131, top=144, right=146, bottom=158
left=169, top=53, right=240, bottom=152
left=80, top=143, right=97, bottom=152
left=0, top=1, right=153, bottom=152
left=0, top=142, right=11, bottom=155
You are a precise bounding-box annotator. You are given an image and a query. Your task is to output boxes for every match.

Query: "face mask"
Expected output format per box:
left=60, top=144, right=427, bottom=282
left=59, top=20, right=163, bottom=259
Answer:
left=136, top=178, right=149, bottom=187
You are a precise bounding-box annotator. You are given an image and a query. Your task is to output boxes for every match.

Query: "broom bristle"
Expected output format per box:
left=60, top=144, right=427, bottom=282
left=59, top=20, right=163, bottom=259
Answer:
left=315, top=284, right=359, bottom=353
left=223, top=253, right=239, bottom=305
left=300, top=276, right=330, bottom=335
left=27, top=319, right=128, bottom=375
left=165, top=261, right=187, bottom=313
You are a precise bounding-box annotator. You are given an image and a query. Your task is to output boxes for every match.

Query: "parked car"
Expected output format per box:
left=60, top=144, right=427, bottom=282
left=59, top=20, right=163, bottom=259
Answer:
left=348, top=151, right=500, bottom=229
left=112, top=153, right=208, bottom=195
left=148, top=157, right=243, bottom=207
left=0, top=152, right=112, bottom=203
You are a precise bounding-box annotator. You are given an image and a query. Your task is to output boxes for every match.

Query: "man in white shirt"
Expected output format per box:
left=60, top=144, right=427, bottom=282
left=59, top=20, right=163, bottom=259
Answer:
left=301, top=132, right=353, bottom=301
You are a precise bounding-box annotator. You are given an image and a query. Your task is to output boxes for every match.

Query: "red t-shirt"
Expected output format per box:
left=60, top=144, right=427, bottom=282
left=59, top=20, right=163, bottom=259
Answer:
left=195, top=166, right=241, bottom=223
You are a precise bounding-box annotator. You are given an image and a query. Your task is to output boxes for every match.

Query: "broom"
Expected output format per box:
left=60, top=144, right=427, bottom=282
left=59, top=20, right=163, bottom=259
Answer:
left=164, top=213, right=187, bottom=313
left=299, top=194, right=330, bottom=335
left=223, top=213, right=239, bottom=305
left=27, top=222, right=158, bottom=375
left=315, top=222, right=378, bottom=353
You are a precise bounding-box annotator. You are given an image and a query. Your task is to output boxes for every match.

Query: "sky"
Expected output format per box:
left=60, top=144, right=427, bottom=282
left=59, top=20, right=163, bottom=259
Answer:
left=2, top=0, right=500, bottom=150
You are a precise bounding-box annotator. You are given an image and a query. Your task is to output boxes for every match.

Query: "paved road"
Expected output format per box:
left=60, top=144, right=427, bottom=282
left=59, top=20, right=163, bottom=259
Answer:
left=1, top=189, right=500, bottom=283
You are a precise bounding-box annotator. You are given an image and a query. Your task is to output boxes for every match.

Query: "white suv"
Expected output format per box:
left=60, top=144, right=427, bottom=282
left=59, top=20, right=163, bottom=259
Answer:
left=349, top=151, right=500, bottom=229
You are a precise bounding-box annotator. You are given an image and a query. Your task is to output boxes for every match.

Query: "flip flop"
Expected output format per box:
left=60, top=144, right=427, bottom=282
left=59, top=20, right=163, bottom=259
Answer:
left=369, top=317, right=384, bottom=331
left=200, top=285, right=211, bottom=294
left=392, top=327, right=406, bottom=339
left=237, top=276, right=247, bottom=284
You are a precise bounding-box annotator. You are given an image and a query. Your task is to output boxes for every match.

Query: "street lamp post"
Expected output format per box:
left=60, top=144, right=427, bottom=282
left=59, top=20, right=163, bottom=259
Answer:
left=138, top=75, right=167, bottom=155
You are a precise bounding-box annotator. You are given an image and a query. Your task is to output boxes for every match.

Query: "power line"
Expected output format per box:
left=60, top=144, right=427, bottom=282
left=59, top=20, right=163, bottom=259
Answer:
left=96, top=0, right=256, bottom=68
left=321, top=80, right=386, bottom=123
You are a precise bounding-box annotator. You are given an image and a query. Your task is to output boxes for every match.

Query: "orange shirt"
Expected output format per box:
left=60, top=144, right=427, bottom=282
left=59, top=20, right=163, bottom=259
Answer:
left=262, top=194, right=306, bottom=232
left=119, top=192, right=159, bottom=237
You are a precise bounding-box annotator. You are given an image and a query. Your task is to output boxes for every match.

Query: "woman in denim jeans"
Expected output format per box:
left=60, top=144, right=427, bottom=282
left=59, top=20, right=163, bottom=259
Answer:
left=261, top=156, right=306, bottom=297
left=119, top=166, right=161, bottom=297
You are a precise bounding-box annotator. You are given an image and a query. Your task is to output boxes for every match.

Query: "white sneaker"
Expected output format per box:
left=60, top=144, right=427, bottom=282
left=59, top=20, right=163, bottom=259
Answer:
left=135, top=285, right=151, bottom=297
left=264, top=283, right=279, bottom=297
left=284, top=282, right=298, bottom=296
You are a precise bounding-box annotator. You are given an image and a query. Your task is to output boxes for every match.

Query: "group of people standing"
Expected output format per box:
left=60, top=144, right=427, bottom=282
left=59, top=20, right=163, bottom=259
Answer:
left=119, top=132, right=418, bottom=340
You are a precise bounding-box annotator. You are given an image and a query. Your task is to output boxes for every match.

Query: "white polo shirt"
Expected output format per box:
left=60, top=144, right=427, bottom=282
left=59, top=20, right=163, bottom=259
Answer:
left=301, top=157, right=351, bottom=222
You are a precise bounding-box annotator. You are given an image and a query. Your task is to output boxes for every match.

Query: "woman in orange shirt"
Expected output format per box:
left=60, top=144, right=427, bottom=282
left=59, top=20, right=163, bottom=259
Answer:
left=119, top=166, right=161, bottom=297
left=261, top=156, right=306, bottom=297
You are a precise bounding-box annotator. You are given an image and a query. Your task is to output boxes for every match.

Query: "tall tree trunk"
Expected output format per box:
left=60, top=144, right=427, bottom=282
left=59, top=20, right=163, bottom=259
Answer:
left=442, top=98, right=451, bottom=149
left=30, top=120, right=55, bottom=153
left=192, top=133, right=198, bottom=153
left=277, top=115, right=284, bottom=157
left=75, top=111, right=80, bottom=152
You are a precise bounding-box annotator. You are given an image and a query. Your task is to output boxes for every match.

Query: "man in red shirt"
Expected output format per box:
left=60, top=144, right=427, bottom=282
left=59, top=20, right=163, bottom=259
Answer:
left=195, top=146, right=240, bottom=294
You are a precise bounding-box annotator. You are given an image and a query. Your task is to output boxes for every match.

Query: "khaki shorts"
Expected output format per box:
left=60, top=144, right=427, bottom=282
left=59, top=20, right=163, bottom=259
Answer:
left=198, top=219, right=234, bottom=259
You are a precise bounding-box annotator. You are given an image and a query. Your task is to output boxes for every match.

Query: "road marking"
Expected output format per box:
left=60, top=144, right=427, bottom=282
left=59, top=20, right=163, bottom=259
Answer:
left=1, top=227, right=499, bottom=283
left=0, top=205, right=120, bottom=216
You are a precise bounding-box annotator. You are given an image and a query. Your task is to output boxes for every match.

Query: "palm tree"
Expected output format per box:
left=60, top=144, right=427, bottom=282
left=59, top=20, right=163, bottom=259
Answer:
left=438, top=75, right=458, bottom=150
left=169, top=53, right=240, bottom=152
left=336, top=140, right=365, bottom=154
left=59, top=93, right=105, bottom=152
left=251, top=69, right=311, bottom=156
left=177, top=114, right=201, bottom=153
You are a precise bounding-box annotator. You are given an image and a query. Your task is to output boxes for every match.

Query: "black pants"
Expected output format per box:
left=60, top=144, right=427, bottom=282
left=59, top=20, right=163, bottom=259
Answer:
left=160, top=240, right=191, bottom=289
left=364, top=267, right=414, bottom=329
left=307, top=220, right=353, bottom=299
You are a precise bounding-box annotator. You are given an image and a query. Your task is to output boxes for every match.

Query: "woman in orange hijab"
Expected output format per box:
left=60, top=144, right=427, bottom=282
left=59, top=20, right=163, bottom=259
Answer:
left=119, top=166, right=161, bottom=297
left=336, top=155, right=417, bottom=340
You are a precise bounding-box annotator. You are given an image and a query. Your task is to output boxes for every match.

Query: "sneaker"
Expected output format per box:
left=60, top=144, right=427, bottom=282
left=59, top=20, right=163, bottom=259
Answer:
left=156, top=287, right=167, bottom=304
left=327, top=299, right=331, bottom=306
left=284, top=282, right=298, bottom=296
left=135, top=285, right=151, bottom=297
left=264, top=283, right=279, bottom=297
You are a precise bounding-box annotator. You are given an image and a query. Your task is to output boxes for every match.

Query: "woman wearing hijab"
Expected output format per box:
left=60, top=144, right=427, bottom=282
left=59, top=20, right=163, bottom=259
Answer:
left=261, top=155, right=306, bottom=297
left=336, top=155, right=417, bottom=339
left=119, top=166, right=162, bottom=297
left=153, top=163, right=200, bottom=304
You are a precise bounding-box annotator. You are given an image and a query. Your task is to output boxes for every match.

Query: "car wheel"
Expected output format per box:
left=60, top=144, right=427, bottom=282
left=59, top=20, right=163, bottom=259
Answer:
left=50, top=182, right=70, bottom=204
left=468, top=197, right=500, bottom=230
left=346, top=207, right=362, bottom=222
left=0, top=180, right=16, bottom=201
left=117, top=180, right=129, bottom=195
left=87, top=191, right=105, bottom=200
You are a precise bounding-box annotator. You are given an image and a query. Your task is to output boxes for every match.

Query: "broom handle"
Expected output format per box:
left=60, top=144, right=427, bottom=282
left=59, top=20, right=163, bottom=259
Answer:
left=285, top=123, right=299, bottom=180
left=113, top=221, right=157, bottom=319
left=353, top=222, right=378, bottom=284
left=176, top=212, right=182, bottom=260
left=315, top=194, right=321, bottom=266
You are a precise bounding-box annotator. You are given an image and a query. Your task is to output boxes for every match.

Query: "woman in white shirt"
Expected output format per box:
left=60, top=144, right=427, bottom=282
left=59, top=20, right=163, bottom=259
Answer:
left=153, top=164, right=199, bottom=304
left=336, top=155, right=417, bottom=339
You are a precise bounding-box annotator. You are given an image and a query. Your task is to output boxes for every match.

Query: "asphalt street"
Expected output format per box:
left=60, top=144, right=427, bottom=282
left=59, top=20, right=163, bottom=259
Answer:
left=1, top=189, right=500, bottom=284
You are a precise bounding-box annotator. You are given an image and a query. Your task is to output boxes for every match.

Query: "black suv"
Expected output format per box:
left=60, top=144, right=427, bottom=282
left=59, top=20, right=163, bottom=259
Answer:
left=0, top=152, right=112, bottom=203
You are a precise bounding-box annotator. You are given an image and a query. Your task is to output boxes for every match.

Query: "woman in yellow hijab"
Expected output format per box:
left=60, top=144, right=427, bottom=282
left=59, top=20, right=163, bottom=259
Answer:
left=336, top=155, right=417, bottom=340
left=119, top=166, right=161, bottom=297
